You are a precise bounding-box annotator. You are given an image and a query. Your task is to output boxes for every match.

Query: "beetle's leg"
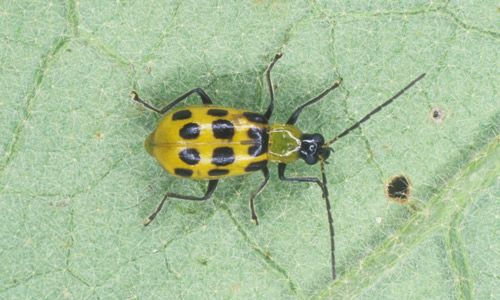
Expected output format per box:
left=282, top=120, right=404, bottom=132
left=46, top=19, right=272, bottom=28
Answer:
left=278, top=163, right=336, bottom=280
left=286, top=79, right=342, bottom=125
left=264, top=53, right=283, bottom=120
left=249, top=166, right=270, bottom=225
left=131, top=88, right=213, bottom=114
left=144, top=180, right=219, bottom=226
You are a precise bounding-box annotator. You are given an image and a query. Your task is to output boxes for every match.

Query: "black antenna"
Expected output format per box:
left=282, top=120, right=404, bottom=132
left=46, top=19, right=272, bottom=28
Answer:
left=326, top=73, right=426, bottom=145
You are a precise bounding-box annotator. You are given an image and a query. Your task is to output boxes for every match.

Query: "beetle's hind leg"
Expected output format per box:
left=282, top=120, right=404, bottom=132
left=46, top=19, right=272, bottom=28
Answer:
left=131, top=87, right=214, bottom=115
left=144, top=180, right=219, bottom=226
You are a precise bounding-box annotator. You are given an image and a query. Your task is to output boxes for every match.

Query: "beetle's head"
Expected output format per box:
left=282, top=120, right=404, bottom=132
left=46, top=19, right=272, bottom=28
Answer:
left=299, top=133, right=332, bottom=165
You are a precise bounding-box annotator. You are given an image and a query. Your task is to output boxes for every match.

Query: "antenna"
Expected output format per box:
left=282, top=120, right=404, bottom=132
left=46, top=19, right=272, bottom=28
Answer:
left=326, top=73, right=426, bottom=145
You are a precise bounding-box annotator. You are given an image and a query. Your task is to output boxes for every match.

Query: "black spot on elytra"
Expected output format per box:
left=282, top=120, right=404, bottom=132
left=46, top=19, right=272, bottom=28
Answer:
left=245, top=160, right=268, bottom=172
left=179, top=123, right=200, bottom=139
left=211, top=147, right=235, bottom=166
left=247, top=127, right=261, bottom=139
left=174, top=168, right=193, bottom=177
left=179, top=148, right=201, bottom=165
left=243, top=112, right=267, bottom=124
left=248, top=145, right=261, bottom=157
left=212, top=119, right=234, bottom=139
left=172, top=110, right=192, bottom=120
left=207, top=109, right=228, bottom=117
left=208, top=169, right=229, bottom=176
left=386, top=175, right=411, bottom=202
left=247, top=127, right=269, bottom=156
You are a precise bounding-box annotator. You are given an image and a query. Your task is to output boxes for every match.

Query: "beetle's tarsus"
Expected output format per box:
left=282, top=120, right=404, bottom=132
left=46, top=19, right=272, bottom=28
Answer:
left=143, top=216, right=154, bottom=226
left=144, top=208, right=162, bottom=226
left=130, top=91, right=140, bottom=101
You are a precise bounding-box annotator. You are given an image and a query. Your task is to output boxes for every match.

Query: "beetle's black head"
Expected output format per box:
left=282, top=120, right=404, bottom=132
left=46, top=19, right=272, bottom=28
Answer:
left=299, top=133, right=332, bottom=165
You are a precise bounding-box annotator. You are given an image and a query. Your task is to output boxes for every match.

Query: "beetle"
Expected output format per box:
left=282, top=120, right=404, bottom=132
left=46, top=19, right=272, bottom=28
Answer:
left=131, top=53, right=425, bottom=279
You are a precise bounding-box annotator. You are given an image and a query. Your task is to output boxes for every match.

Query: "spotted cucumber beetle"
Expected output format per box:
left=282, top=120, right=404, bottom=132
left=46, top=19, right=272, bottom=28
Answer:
left=131, top=53, right=426, bottom=279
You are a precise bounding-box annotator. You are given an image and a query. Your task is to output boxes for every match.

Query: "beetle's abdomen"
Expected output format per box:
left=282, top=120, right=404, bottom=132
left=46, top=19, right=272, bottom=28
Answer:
left=147, top=105, right=269, bottom=179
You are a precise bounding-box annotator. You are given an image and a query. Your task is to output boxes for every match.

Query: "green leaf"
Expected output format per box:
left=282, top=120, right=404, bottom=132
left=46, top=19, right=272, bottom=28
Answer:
left=1, top=1, right=498, bottom=299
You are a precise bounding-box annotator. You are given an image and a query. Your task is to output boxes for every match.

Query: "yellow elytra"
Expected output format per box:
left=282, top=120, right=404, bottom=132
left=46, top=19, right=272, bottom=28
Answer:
left=145, top=106, right=306, bottom=180
left=132, top=53, right=426, bottom=280
left=145, top=105, right=269, bottom=179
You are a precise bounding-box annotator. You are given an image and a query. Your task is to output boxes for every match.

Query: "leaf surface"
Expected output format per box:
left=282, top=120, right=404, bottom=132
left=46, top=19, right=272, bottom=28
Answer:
left=1, top=1, right=498, bottom=299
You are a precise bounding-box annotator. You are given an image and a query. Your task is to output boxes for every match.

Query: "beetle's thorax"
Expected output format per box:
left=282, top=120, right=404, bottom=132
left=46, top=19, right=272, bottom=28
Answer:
left=268, top=124, right=302, bottom=163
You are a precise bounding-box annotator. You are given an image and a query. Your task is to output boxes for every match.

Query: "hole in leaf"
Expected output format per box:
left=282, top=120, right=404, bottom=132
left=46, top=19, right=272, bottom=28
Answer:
left=386, top=175, right=411, bottom=203
left=430, top=107, right=445, bottom=123
left=95, top=131, right=104, bottom=140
